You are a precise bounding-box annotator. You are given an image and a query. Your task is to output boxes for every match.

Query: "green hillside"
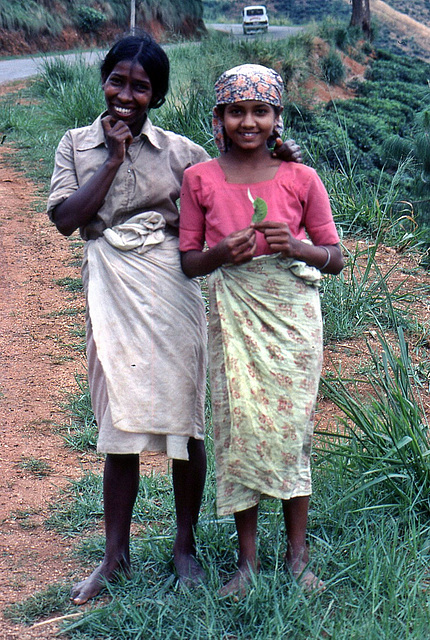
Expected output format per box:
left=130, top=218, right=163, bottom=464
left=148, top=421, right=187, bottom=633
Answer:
left=0, top=0, right=205, bottom=54
left=383, top=0, right=430, bottom=26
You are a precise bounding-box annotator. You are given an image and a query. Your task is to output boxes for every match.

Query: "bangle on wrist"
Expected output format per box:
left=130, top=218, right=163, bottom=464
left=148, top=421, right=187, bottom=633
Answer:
left=321, top=246, right=331, bottom=270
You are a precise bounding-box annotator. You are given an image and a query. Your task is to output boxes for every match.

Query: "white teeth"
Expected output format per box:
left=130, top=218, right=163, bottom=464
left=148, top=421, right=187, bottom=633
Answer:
left=115, top=107, right=132, bottom=115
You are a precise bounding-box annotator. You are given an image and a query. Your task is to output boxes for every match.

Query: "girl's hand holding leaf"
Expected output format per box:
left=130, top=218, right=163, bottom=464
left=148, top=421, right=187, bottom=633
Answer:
left=252, top=219, right=298, bottom=257
left=219, top=227, right=257, bottom=265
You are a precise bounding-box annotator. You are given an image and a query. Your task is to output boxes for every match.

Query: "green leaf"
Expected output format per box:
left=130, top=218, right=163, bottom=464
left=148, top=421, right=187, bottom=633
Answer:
left=251, top=196, right=268, bottom=223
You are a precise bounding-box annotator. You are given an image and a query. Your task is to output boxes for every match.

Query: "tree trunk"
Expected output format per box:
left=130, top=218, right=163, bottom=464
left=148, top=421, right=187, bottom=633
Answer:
left=350, top=0, right=372, bottom=39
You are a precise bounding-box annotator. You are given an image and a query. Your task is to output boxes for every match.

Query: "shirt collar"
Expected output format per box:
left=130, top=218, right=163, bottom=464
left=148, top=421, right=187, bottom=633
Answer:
left=139, top=116, right=162, bottom=150
left=75, top=114, right=106, bottom=150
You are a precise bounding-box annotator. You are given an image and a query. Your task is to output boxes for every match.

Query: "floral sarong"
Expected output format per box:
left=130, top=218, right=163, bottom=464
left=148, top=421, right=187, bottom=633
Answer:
left=207, top=254, right=323, bottom=515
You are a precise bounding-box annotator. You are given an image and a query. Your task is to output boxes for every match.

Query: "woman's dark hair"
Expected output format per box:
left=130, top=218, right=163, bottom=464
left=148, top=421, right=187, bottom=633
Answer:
left=101, top=31, right=169, bottom=109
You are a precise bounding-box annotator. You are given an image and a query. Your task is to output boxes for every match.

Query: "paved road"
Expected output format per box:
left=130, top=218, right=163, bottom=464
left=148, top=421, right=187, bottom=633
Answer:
left=0, top=50, right=105, bottom=85
left=208, top=23, right=303, bottom=39
left=0, top=24, right=302, bottom=85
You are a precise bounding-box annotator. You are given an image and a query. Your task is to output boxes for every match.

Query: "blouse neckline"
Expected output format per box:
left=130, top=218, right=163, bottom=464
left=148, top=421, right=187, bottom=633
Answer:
left=214, top=157, right=285, bottom=186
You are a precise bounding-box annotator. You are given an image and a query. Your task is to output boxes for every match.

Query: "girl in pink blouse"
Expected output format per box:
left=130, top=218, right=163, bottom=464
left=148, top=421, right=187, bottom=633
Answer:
left=179, top=64, right=344, bottom=597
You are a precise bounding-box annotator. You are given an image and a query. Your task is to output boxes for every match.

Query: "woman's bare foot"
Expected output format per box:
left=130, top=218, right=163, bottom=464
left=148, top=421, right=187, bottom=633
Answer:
left=288, top=558, right=325, bottom=593
left=174, top=551, right=206, bottom=588
left=70, top=559, right=131, bottom=605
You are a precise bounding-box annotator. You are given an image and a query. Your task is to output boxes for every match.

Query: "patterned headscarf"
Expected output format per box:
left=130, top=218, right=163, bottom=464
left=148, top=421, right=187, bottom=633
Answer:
left=212, top=63, right=284, bottom=153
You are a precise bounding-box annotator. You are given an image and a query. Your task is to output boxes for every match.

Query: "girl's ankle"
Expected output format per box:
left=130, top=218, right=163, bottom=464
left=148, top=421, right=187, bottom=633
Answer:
left=238, top=556, right=260, bottom=573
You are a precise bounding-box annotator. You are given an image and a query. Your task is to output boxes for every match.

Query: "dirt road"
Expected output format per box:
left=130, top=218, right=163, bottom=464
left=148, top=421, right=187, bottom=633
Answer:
left=0, top=144, right=91, bottom=639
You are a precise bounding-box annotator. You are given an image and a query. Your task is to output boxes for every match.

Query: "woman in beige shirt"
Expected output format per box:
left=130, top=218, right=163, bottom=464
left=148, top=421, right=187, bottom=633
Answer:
left=48, top=32, right=210, bottom=604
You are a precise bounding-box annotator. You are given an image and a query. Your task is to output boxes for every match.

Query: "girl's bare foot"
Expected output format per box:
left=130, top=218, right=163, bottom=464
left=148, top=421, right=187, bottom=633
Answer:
left=174, top=551, right=206, bottom=587
left=219, top=569, right=253, bottom=600
left=219, top=559, right=260, bottom=600
left=288, top=558, right=325, bottom=593
left=296, top=568, right=325, bottom=592
left=70, top=559, right=130, bottom=605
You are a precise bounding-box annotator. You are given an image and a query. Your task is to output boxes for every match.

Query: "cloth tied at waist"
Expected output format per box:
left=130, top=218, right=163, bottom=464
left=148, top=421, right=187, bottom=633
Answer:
left=282, top=239, right=323, bottom=286
left=103, top=211, right=165, bottom=253
left=282, top=256, right=321, bottom=286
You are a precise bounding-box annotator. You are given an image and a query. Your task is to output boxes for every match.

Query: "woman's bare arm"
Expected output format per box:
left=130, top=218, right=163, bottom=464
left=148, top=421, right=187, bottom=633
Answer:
left=53, top=117, right=132, bottom=236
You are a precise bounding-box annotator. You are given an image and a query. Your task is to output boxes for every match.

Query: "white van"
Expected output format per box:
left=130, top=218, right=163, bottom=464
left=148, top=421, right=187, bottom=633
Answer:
left=242, top=5, right=269, bottom=35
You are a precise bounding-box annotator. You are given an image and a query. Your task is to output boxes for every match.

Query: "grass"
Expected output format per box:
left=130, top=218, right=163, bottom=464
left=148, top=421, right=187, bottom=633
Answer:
left=35, top=54, right=105, bottom=129
left=59, top=374, right=98, bottom=451
left=45, top=471, right=104, bottom=534
left=18, top=456, right=52, bottom=477
left=7, top=450, right=430, bottom=637
left=318, top=327, right=430, bottom=517
left=54, top=276, right=83, bottom=292
left=49, top=307, right=84, bottom=318
left=321, top=238, right=421, bottom=341
left=12, top=507, right=41, bottom=530
left=12, top=329, right=429, bottom=637
left=3, top=583, right=73, bottom=625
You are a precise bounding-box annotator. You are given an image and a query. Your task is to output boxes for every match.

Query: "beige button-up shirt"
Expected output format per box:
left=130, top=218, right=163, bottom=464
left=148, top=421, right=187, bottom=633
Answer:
left=47, top=114, right=210, bottom=240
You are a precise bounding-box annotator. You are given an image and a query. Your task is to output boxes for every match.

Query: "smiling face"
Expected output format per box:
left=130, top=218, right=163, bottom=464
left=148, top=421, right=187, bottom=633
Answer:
left=220, top=100, right=279, bottom=153
left=102, top=60, right=153, bottom=137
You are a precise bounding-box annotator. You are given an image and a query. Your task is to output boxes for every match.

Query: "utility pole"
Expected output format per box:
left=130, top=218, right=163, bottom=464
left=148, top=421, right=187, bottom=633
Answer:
left=130, top=0, right=136, bottom=31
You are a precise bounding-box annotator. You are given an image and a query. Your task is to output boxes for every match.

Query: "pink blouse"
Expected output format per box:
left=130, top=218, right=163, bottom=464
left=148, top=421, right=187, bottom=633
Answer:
left=179, top=159, right=339, bottom=256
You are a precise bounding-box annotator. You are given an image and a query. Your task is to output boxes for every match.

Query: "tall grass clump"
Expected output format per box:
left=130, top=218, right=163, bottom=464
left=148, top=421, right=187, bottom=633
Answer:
left=317, top=18, right=363, bottom=52
left=321, top=241, right=418, bottom=341
left=319, top=328, right=430, bottom=517
left=0, top=91, right=60, bottom=187
left=154, top=42, right=216, bottom=152
left=0, top=0, right=63, bottom=36
left=321, top=48, right=346, bottom=84
left=169, top=29, right=315, bottom=96
left=313, top=136, right=424, bottom=252
left=36, top=56, right=105, bottom=129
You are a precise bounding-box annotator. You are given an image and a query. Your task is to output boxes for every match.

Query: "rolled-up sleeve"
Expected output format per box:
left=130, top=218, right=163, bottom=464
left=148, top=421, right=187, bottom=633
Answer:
left=47, top=131, right=78, bottom=221
left=302, top=169, right=339, bottom=246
